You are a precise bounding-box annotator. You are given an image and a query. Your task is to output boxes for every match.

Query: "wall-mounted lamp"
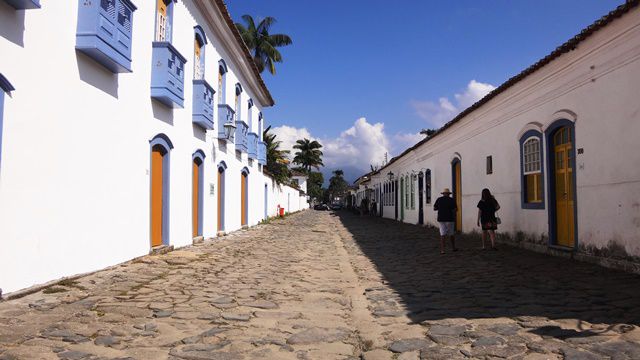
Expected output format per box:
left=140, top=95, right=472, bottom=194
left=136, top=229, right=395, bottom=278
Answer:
left=387, top=171, right=394, bottom=180
left=223, top=121, right=237, bottom=140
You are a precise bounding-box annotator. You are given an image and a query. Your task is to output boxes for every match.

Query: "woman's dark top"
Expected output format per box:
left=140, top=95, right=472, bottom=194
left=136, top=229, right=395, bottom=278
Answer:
left=477, top=198, right=498, bottom=223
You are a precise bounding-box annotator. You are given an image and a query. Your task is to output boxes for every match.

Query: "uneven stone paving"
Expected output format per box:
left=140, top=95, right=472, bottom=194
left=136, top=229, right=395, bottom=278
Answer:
left=0, top=211, right=639, bottom=359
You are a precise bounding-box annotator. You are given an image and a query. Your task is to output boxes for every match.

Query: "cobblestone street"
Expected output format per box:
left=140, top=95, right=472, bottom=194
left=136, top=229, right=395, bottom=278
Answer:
left=2, top=210, right=640, bottom=360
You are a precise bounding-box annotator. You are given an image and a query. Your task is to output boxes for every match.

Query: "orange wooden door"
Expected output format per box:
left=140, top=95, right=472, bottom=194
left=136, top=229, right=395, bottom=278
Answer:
left=151, top=149, right=164, bottom=247
left=217, top=170, right=223, bottom=232
left=454, top=161, right=462, bottom=231
left=554, top=127, right=575, bottom=247
left=192, top=161, right=199, bottom=237
left=241, top=172, right=247, bottom=226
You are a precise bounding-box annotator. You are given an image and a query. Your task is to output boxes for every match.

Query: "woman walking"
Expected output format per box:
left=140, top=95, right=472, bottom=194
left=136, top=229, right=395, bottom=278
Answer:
left=477, top=188, right=500, bottom=250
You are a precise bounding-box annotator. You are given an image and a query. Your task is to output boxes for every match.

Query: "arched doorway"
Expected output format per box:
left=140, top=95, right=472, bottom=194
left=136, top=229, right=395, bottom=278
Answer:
left=400, top=177, right=405, bottom=221
left=451, top=158, right=462, bottom=232
left=241, top=167, right=249, bottom=227
left=217, top=161, right=227, bottom=233
left=418, top=172, right=424, bottom=225
left=192, top=150, right=205, bottom=237
left=547, top=121, right=577, bottom=248
left=149, top=134, right=173, bottom=247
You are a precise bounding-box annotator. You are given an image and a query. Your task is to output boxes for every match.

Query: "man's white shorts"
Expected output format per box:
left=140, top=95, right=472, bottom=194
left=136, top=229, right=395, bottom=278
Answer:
left=439, top=222, right=455, bottom=236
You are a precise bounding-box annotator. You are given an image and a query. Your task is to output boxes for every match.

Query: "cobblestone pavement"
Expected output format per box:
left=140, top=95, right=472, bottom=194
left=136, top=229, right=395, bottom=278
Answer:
left=1, top=211, right=640, bottom=359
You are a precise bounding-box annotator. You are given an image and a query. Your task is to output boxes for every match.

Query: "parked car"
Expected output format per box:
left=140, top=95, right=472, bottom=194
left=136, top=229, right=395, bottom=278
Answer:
left=313, top=203, right=330, bottom=211
left=330, top=203, right=342, bottom=210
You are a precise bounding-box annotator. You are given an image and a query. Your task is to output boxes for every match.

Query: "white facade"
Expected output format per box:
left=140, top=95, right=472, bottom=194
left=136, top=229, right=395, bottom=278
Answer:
left=0, top=0, right=306, bottom=294
left=367, top=4, right=640, bottom=263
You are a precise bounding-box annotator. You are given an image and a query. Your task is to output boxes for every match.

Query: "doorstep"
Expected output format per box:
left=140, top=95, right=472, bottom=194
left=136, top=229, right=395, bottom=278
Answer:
left=149, top=244, right=174, bottom=255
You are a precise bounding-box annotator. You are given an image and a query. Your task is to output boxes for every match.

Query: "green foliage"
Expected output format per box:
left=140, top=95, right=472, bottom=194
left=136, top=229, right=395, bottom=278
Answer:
left=235, top=15, right=293, bottom=75
left=307, top=171, right=324, bottom=201
left=292, top=138, right=324, bottom=172
left=328, top=169, right=349, bottom=202
left=263, top=126, right=291, bottom=184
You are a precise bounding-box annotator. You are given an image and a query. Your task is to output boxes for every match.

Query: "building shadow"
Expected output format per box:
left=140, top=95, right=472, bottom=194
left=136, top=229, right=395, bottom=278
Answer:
left=151, top=99, right=173, bottom=126
left=76, top=51, right=119, bottom=98
left=192, top=124, right=206, bottom=142
left=0, top=2, right=25, bottom=47
left=335, top=211, right=640, bottom=335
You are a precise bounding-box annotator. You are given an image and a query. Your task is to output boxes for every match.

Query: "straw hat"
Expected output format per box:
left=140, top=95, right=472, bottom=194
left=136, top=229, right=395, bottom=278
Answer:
left=441, top=188, right=452, bottom=194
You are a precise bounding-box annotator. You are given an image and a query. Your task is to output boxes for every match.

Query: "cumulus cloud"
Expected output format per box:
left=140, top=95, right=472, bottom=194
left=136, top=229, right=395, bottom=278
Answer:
left=411, top=80, right=496, bottom=128
left=271, top=118, right=391, bottom=182
left=392, top=132, right=423, bottom=153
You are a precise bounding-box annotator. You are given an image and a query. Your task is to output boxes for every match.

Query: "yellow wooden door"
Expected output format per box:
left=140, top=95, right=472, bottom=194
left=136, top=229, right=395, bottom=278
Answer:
left=241, top=173, right=247, bottom=226
left=217, top=170, right=223, bottom=232
left=554, top=127, right=575, bottom=247
left=151, top=149, right=163, bottom=247
left=192, top=161, right=199, bottom=237
left=455, top=161, right=462, bottom=231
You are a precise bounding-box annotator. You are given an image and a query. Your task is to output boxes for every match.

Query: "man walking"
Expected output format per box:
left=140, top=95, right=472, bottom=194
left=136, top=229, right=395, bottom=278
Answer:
left=433, top=188, right=458, bottom=254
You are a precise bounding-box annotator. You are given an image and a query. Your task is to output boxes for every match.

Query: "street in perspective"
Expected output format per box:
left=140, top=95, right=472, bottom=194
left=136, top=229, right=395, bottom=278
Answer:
left=2, top=0, right=640, bottom=359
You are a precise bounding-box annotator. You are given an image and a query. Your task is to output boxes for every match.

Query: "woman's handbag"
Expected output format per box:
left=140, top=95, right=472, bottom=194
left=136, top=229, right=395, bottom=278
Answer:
left=495, top=214, right=502, bottom=225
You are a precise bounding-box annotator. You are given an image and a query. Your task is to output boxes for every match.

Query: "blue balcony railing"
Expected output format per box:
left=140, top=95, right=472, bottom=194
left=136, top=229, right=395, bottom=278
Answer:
left=3, top=0, right=40, bottom=9
left=151, top=42, right=186, bottom=108
left=76, top=0, right=137, bottom=73
left=258, top=141, right=267, bottom=165
left=248, top=132, right=258, bottom=159
left=235, top=120, right=248, bottom=153
left=192, top=79, right=214, bottom=129
left=217, top=104, right=235, bottom=141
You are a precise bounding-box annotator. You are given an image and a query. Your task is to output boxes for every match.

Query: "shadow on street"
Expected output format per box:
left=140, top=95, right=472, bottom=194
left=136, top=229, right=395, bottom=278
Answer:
left=335, top=211, right=640, bottom=331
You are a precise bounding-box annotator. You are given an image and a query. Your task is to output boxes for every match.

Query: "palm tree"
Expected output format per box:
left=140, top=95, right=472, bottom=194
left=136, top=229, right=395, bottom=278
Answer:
left=235, top=15, right=292, bottom=75
left=263, top=126, right=290, bottom=184
left=292, top=138, right=324, bottom=172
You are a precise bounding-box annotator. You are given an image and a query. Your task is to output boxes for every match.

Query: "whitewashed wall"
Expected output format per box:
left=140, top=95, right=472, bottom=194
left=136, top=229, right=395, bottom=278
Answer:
left=0, top=1, right=306, bottom=294
left=371, top=7, right=640, bottom=258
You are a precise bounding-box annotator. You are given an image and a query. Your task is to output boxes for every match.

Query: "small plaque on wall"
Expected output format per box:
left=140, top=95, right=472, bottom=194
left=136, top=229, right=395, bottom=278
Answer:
left=210, top=184, right=215, bottom=195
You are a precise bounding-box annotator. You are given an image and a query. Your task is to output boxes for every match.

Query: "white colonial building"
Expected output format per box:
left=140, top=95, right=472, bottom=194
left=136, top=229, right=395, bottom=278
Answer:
left=0, top=0, right=307, bottom=294
left=363, top=1, right=640, bottom=270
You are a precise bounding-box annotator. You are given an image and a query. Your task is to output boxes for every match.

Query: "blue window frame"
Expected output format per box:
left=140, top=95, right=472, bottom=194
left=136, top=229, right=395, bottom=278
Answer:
left=0, top=74, right=15, bottom=170
left=151, top=0, right=185, bottom=108
left=76, top=0, right=137, bottom=73
left=192, top=26, right=214, bottom=129
left=3, top=0, right=40, bottom=9
left=520, top=130, right=545, bottom=209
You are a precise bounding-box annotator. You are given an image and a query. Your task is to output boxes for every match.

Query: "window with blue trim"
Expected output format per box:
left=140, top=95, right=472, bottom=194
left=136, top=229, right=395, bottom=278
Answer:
left=75, top=0, right=137, bottom=73
left=0, top=74, right=14, bottom=170
left=155, top=0, right=173, bottom=42
left=193, top=27, right=206, bottom=80
left=520, top=130, right=545, bottom=209
left=218, top=60, right=227, bottom=103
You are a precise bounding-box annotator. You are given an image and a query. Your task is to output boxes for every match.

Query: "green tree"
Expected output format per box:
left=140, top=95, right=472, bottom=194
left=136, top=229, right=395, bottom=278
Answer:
left=235, top=15, right=293, bottom=75
left=328, top=169, right=348, bottom=203
left=263, top=126, right=290, bottom=184
left=306, top=171, right=324, bottom=202
left=292, top=138, right=324, bottom=172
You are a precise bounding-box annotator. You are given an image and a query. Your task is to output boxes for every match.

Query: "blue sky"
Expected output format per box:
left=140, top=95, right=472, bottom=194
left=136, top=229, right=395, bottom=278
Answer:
left=226, top=0, right=622, bottom=181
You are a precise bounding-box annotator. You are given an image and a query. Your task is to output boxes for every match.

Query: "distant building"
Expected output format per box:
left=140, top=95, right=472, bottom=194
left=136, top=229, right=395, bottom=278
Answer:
left=0, top=0, right=306, bottom=294
left=358, top=2, right=640, bottom=271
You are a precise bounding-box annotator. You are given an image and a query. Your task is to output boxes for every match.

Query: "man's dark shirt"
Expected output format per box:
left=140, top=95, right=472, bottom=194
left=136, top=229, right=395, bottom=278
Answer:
left=434, top=196, right=457, bottom=222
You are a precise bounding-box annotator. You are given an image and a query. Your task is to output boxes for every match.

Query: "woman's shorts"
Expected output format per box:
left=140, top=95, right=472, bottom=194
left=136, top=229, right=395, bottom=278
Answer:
left=482, top=221, right=497, bottom=231
left=439, top=222, right=455, bottom=236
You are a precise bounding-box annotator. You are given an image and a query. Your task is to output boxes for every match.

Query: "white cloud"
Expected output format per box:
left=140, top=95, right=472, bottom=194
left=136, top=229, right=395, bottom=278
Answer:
left=270, top=125, right=314, bottom=161
left=271, top=118, right=391, bottom=181
left=411, top=80, right=496, bottom=128
left=392, top=132, right=423, bottom=153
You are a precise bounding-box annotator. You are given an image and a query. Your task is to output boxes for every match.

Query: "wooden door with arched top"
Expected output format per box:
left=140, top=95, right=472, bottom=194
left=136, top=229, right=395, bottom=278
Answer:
left=151, top=146, right=165, bottom=247
left=553, top=126, right=575, bottom=247
left=241, top=171, right=248, bottom=226
left=452, top=159, right=462, bottom=232
left=217, top=167, right=225, bottom=232
left=192, top=158, right=201, bottom=237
